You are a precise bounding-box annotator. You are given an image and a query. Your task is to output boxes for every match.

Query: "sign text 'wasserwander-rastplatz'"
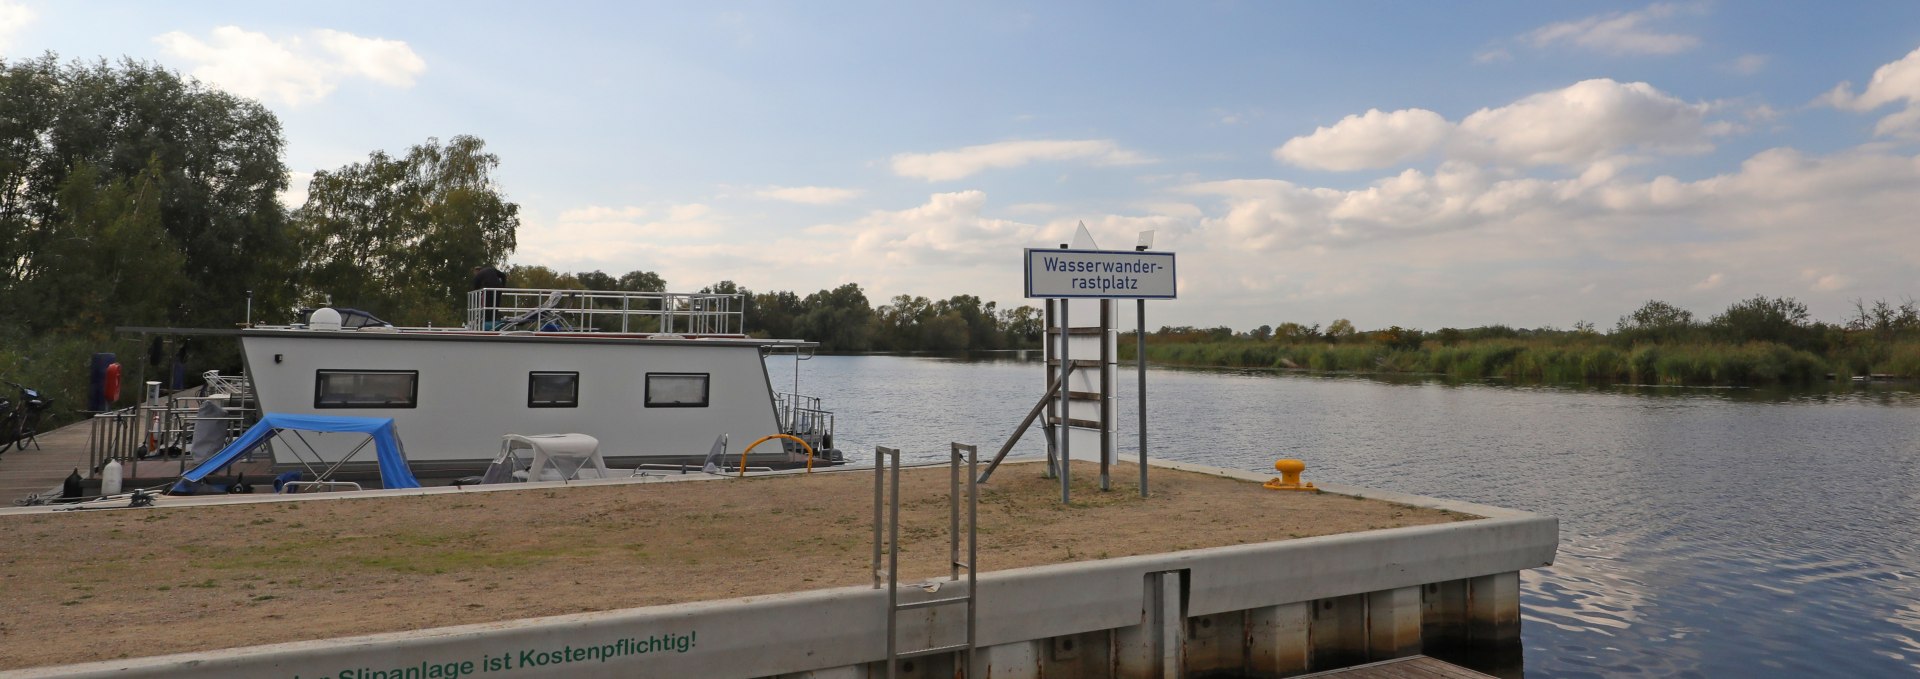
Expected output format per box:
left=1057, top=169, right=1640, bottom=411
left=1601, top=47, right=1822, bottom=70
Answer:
left=1024, top=248, right=1176, bottom=299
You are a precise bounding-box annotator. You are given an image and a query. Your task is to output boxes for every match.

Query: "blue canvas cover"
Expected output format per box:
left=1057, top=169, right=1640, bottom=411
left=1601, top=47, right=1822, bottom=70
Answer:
left=181, top=413, right=422, bottom=489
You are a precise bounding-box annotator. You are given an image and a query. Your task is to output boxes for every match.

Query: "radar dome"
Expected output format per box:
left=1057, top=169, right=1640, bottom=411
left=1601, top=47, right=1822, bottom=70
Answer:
left=309, top=307, right=343, bottom=331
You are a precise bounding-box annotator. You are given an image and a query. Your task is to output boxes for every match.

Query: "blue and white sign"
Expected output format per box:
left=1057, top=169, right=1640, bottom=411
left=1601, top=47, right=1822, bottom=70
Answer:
left=1024, top=248, right=1177, bottom=299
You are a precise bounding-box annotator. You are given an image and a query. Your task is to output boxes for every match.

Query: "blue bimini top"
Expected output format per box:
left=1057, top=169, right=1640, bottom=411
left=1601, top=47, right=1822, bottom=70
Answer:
left=180, top=413, right=421, bottom=489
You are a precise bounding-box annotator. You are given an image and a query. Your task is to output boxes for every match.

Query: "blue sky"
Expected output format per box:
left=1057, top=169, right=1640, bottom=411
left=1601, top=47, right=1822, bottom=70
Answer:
left=8, top=1, right=1920, bottom=330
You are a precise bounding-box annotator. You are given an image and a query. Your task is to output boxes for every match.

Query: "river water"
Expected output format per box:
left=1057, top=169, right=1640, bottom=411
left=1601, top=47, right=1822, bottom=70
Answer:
left=772, top=352, right=1920, bottom=678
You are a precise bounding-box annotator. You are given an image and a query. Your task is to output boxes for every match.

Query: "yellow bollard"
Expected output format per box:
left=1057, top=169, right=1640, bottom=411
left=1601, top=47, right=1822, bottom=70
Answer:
left=1263, top=458, right=1316, bottom=491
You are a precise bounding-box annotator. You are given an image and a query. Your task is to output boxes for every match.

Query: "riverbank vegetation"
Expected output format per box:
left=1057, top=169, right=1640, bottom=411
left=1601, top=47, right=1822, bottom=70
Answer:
left=1135, top=297, right=1920, bottom=386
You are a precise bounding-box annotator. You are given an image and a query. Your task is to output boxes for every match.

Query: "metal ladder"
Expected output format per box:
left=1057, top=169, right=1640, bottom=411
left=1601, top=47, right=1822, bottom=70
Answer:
left=872, top=444, right=979, bottom=679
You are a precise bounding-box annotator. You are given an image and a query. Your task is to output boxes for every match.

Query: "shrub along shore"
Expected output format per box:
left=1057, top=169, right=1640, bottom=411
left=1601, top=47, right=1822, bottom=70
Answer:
left=1127, top=297, right=1920, bottom=387
left=1135, top=338, right=1920, bottom=386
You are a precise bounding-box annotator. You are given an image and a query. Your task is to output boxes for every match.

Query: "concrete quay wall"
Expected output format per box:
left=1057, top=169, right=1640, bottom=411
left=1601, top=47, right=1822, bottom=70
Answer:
left=4, top=462, right=1555, bottom=679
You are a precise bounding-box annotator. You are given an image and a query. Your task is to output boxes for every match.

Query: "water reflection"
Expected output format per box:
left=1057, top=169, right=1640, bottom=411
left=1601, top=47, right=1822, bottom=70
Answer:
left=780, top=354, right=1920, bottom=677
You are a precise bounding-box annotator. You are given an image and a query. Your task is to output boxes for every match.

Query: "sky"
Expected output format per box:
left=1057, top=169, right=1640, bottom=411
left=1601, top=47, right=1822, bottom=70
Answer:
left=6, top=1, right=1920, bottom=331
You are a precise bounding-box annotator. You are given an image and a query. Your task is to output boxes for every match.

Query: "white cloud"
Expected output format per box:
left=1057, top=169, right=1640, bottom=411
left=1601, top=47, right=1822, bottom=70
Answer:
left=1169, top=143, right=1920, bottom=328
left=1191, top=146, right=1920, bottom=253
left=1822, top=46, right=1920, bottom=140
left=890, top=139, right=1150, bottom=181
left=515, top=203, right=728, bottom=275
left=1473, top=48, right=1512, bottom=64
left=1454, top=79, right=1717, bottom=166
left=1526, top=2, right=1702, bottom=56
left=1274, top=108, right=1451, bottom=171
left=841, top=191, right=1039, bottom=263
left=154, top=26, right=426, bottom=106
left=312, top=29, right=427, bottom=87
left=1273, top=80, right=1722, bottom=172
left=755, top=185, right=860, bottom=205
left=1726, top=54, right=1769, bottom=76
left=0, top=0, right=35, bottom=55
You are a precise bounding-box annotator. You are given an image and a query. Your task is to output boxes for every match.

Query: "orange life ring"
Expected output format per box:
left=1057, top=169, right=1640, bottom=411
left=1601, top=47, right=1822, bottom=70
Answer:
left=103, top=363, right=122, bottom=403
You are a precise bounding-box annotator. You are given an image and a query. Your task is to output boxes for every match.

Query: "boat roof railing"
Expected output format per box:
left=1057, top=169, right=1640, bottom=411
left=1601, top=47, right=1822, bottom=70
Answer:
left=466, top=288, right=745, bottom=335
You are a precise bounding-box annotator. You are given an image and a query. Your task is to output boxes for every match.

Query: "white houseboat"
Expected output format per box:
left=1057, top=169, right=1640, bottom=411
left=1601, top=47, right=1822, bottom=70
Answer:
left=147, top=287, right=839, bottom=479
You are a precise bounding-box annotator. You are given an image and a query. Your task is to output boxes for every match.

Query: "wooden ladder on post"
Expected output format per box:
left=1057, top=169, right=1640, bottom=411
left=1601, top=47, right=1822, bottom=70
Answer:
left=872, top=444, right=979, bottom=679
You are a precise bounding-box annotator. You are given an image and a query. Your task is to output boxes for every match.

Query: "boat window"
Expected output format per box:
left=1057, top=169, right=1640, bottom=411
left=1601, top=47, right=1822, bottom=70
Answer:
left=645, top=373, right=709, bottom=408
left=314, top=370, right=418, bottom=409
left=529, top=371, right=579, bottom=408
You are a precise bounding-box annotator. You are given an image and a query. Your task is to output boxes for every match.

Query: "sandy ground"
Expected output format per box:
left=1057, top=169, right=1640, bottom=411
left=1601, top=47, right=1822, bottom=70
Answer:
left=0, top=460, right=1473, bottom=670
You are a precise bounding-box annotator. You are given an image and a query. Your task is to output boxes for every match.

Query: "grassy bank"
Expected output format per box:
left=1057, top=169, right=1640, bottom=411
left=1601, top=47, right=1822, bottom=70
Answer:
left=1131, top=338, right=1918, bottom=386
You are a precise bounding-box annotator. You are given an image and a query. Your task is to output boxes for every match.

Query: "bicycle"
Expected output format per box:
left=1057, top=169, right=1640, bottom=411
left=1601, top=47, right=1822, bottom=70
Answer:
left=0, top=381, right=52, bottom=456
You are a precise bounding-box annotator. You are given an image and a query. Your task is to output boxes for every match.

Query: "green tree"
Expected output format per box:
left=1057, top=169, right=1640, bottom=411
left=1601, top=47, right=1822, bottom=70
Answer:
left=0, top=55, right=294, bottom=330
left=575, top=270, right=617, bottom=290
left=1326, top=319, right=1357, bottom=343
left=936, top=294, right=1000, bottom=350
left=1709, top=296, right=1813, bottom=348
left=20, top=160, right=185, bottom=337
left=1615, top=300, right=1696, bottom=344
left=504, top=265, right=581, bottom=290
left=753, top=290, right=804, bottom=339
left=1847, top=298, right=1920, bottom=342
left=1274, top=322, right=1322, bottom=343
left=617, top=270, right=666, bottom=292
left=922, top=311, right=970, bottom=351
left=1000, top=305, right=1042, bottom=347
left=875, top=295, right=931, bottom=350
left=1376, top=326, right=1425, bottom=351
left=798, top=283, right=874, bottom=352
left=294, top=135, right=519, bottom=325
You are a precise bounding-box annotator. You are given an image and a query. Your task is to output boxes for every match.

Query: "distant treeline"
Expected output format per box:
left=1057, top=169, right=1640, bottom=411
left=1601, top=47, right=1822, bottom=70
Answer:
left=504, top=266, right=1043, bottom=352
left=1135, top=297, right=1920, bottom=385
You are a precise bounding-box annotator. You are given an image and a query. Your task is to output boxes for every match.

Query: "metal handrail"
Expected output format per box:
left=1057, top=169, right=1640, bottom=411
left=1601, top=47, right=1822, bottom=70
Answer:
left=775, top=392, right=836, bottom=450
left=873, top=444, right=979, bottom=678
left=87, top=406, right=141, bottom=475
left=465, top=288, right=744, bottom=334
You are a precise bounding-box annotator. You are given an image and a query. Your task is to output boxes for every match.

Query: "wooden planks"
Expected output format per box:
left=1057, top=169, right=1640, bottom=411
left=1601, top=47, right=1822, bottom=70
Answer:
left=0, top=419, right=93, bottom=501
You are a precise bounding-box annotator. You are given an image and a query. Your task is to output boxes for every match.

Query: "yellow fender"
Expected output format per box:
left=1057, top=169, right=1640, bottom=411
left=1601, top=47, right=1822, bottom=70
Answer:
left=737, top=434, right=818, bottom=477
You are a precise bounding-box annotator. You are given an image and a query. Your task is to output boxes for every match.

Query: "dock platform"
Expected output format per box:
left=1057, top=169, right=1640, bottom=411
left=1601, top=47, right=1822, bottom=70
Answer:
left=0, top=458, right=1556, bottom=678
left=0, top=419, right=91, bottom=502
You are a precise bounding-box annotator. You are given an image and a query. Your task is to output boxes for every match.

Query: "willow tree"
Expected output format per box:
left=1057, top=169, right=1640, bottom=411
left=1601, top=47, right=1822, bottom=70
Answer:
left=294, top=135, right=520, bottom=325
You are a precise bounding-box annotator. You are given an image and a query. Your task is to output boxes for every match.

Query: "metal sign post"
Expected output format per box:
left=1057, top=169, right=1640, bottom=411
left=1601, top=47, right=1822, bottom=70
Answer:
left=1137, top=297, right=1148, bottom=497
left=1022, top=232, right=1174, bottom=503
left=1058, top=297, right=1071, bottom=504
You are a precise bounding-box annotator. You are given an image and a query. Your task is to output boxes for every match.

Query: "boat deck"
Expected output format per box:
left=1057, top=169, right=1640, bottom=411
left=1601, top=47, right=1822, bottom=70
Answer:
left=0, top=459, right=1476, bottom=671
